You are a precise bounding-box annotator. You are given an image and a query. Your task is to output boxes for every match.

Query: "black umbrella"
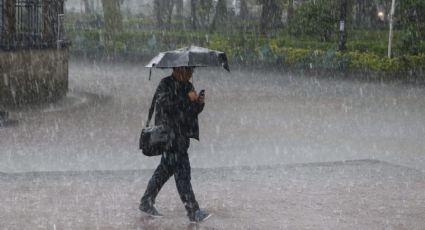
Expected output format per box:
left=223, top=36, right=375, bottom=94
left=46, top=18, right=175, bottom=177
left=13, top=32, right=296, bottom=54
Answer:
left=145, top=46, right=230, bottom=79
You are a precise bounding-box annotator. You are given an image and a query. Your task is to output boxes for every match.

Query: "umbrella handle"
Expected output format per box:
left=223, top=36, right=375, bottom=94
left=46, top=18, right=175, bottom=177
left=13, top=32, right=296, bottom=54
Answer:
left=149, top=68, right=152, bottom=81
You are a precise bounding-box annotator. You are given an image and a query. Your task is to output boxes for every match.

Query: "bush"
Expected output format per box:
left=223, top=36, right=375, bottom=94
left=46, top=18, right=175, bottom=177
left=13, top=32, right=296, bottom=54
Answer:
left=65, top=28, right=425, bottom=75
left=288, top=0, right=338, bottom=42
left=274, top=48, right=425, bottom=74
left=397, top=0, right=425, bottom=55
left=346, top=41, right=387, bottom=56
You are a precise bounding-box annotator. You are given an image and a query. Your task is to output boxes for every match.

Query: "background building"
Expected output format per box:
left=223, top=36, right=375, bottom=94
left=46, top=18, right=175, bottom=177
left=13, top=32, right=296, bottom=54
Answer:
left=0, top=0, right=69, bottom=106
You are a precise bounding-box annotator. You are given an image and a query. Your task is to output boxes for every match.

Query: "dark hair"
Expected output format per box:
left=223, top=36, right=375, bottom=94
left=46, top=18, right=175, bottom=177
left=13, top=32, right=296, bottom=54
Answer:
left=173, top=66, right=194, bottom=70
left=173, top=67, right=194, bottom=72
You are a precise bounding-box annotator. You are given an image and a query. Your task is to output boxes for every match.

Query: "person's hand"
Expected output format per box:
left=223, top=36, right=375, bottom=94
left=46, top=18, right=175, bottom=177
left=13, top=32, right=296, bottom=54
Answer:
left=188, top=90, right=198, bottom=102
left=198, top=92, right=205, bottom=104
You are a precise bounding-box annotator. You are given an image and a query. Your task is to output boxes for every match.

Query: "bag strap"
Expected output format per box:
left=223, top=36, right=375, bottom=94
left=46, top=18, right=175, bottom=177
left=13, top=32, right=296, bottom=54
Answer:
left=146, top=91, right=157, bottom=127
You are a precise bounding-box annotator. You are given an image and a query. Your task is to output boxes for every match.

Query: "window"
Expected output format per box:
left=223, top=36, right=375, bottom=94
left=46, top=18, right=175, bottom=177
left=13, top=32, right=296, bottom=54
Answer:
left=0, top=0, right=66, bottom=49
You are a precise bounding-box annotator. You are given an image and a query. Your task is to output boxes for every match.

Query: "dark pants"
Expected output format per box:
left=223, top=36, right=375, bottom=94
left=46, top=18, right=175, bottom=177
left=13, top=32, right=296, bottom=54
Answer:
left=141, top=136, right=200, bottom=215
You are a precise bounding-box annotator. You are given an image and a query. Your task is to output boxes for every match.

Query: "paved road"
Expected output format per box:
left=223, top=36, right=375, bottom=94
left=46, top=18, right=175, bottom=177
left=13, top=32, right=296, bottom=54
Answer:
left=1, top=160, right=424, bottom=229
left=1, top=61, right=425, bottom=173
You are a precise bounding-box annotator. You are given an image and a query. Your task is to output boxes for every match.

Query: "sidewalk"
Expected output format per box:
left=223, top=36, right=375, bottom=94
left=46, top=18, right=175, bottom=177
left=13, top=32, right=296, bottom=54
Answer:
left=1, top=159, right=424, bottom=229
left=0, top=110, right=18, bottom=128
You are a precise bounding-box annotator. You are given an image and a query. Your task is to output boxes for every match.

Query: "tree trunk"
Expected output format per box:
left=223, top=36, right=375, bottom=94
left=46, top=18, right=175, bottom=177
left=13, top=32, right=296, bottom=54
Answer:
left=287, top=0, right=294, bottom=25
left=260, top=1, right=268, bottom=35
left=101, top=0, right=123, bottom=34
left=176, top=0, right=184, bottom=24
left=82, top=0, right=91, bottom=14
left=191, top=0, right=197, bottom=29
left=260, top=0, right=282, bottom=35
left=90, top=0, right=95, bottom=12
left=197, top=0, right=212, bottom=28
left=210, top=0, right=227, bottom=32
left=240, top=0, right=248, bottom=20
left=359, top=0, right=365, bottom=27
left=154, top=0, right=175, bottom=29
left=166, top=0, right=174, bottom=29
left=154, top=0, right=164, bottom=28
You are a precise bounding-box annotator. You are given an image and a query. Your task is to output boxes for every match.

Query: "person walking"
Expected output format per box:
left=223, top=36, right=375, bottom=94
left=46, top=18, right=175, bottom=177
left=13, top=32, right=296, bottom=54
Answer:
left=139, top=66, right=211, bottom=223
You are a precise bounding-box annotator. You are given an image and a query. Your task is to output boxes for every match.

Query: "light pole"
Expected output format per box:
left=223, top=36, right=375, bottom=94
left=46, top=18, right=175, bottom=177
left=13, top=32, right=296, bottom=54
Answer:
left=338, top=0, right=348, bottom=51
left=388, top=0, right=396, bottom=58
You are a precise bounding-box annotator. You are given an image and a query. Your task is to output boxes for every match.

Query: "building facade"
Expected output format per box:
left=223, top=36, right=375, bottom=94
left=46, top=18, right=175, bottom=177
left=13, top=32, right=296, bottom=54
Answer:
left=0, top=0, right=69, bottom=106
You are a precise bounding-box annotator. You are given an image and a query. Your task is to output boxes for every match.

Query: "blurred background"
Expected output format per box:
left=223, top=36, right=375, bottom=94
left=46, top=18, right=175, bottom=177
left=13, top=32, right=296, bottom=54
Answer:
left=62, top=0, right=424, bottom=72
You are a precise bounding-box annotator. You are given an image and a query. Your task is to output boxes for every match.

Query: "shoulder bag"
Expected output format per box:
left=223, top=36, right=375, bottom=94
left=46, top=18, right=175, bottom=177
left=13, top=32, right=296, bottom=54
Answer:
left=139, top=93, right=169, bottom=156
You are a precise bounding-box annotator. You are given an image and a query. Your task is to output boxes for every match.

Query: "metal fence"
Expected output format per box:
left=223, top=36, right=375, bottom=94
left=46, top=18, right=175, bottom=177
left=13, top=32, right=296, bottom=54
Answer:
left=0, top=1, right=3, bottom=36
left=0, top=0, right=3, bottom=37
left=0, top=0, right=66, bottom=50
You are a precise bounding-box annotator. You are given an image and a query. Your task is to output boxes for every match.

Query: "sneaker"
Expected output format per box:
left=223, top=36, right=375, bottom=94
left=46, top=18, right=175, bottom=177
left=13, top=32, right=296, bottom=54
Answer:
left=139, top=204, right=163, bottom=218
left=189, top=209, right=212, bottom=223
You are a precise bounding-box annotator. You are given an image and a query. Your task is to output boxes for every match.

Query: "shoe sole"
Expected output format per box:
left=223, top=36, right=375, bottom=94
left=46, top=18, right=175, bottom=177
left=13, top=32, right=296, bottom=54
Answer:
left=190, top=213, right=213, bottom=223
left=139, top=209, right=164, bottom=218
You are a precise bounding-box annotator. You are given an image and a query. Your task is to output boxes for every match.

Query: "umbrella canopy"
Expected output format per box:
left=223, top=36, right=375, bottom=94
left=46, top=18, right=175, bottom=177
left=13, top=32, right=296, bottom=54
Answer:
left=145, top=46, right=230, bottom=72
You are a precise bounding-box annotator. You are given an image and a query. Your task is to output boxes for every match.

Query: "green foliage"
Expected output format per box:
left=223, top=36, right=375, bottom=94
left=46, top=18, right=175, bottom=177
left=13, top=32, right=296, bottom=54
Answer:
left=268, top=38, right=425, bottom=73
left=101, top=0, right=123, bottom=34
left=346, top=41, right=387, bottom=56
left=64, top=12, right=104, bottom=30
left=288, top=0, right=338, bottom=42
left=274, top=48, right=425, bottom=73
left=269, top=34, right=334, bottom=50
left=258, top=0, right=285, bottom=34
left=397, top=0, right=425, bottom=55
left=209, top=33, right=263, bottom=62
left=197, top=0, right=214, bottom=28
left=65, top=27, right=425, bottom=74
left=67, top=29, right=102, bottom=51
left=67, top=29, right=213, bottom=55
left=210, top=0, right=228, bottom=31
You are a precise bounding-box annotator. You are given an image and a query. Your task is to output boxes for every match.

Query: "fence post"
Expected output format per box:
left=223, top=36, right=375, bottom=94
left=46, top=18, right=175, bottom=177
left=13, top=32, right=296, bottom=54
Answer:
left=388, top=0, right=396, bottom=58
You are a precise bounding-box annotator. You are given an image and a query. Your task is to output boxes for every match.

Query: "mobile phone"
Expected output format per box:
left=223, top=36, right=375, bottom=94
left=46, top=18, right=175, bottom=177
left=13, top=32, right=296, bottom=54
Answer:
left=199, top=90, right=205, bottom=96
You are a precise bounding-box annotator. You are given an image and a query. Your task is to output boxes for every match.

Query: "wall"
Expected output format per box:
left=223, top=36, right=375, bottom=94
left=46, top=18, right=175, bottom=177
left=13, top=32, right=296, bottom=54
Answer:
left=0, top=48, right=68, bottom=106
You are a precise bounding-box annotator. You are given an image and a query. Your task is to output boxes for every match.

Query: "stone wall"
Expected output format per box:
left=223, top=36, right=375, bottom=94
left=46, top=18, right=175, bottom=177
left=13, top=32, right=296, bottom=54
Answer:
left=0, top=48, right=68, bottom=106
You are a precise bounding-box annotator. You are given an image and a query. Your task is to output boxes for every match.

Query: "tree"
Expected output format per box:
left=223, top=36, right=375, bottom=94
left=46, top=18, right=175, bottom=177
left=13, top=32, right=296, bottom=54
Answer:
left=352, top=0, right=380, bottom=28
left=154, top=0, right=174, bottom=29
left=240, top=0, right=249, bottom=20
left=101, top=0, right=122, bottom=41
left=397, top=0, right=425, bottom=54
left=198, top=0, right=214, bottom=29
left=239, top=0, right=250, bottom=32
left=191, top=0, right=198, bottom=29
left=175, top=0, right=184, bottom=26
left=376, top=0, right=392, bottom=22
left=287, top=0, right=294, bottom=25
left=165, top=0, right=174, bottom=27
left=289, top=0, right=338, bottom=42
left=259, top=0, right=284, bottom=35
left=82, top=0, right=92, bottom=14
left=210, top=0, right=227, bottom=31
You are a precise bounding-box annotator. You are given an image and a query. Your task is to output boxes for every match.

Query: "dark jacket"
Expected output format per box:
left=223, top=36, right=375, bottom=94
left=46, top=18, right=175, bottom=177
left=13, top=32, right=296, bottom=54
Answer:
left=153, top=75, right=204, bottom=140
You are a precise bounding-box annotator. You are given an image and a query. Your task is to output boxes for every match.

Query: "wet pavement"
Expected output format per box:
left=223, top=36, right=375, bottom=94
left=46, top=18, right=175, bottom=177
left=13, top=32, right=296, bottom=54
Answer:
left=1, top=61, right=425, bottom=173
left=1, top=160, right=425, bottom=229
left=1, top=60, right=425, bottom=228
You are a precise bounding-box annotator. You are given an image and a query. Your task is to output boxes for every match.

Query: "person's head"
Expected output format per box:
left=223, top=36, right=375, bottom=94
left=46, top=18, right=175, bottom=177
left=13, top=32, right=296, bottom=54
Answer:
left=172, top=66, right=194, bottom=81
